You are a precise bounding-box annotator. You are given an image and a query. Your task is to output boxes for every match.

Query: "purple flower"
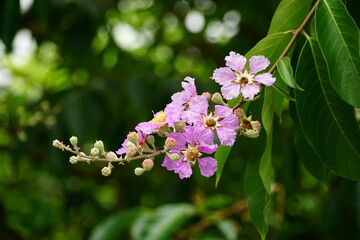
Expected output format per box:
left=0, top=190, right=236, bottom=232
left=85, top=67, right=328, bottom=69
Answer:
left=212, top=51, right=276, bottom=100
left=135, top=110, right=171, bottom=135
left=199, top=105, right=239, bottom=146
left=162, top=125, right=218, bottom=179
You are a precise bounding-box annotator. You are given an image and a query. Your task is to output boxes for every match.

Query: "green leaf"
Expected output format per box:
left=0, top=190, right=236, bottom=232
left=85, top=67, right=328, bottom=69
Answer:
left=215, top=146, right=232, bottom=187
left=132, top=203, right=195, bottom=240
left=268, top=0, right=313, bottom=34
left=271, top=84, right=295, bottom=102
left=295, top=39, right=360, bottom=180
left=259, top=87, right=274, bottom=194
left=277, top=57, right=304, bottom=91
left=315, top=0, right=360, bottom=107
left=216, top=219, right=238, bottom=240
left=290, top=101, right=330, bottom=184
left=89, top=208, right=140, bottom=240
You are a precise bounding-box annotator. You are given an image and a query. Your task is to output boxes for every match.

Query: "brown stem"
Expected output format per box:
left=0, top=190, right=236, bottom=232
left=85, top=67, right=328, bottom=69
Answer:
left=268, top=0, right=319, bottom=74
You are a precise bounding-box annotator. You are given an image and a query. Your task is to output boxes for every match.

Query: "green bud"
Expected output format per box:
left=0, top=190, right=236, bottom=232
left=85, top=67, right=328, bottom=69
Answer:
left=134, top=167, right=145, bottom=176
left=126, top=141, right=136, bottom=148
left=94, top=140, right=105, bottom=153
left=78, top=152, right=87, bottom=161
left=90, top=147, right=100, bottom=156
left=174, top=121, right=186, bottom=132
left=126, top=147, right=137, bottom=158
left=69, top=136, right=78, bottom=147
left=105, top=151, right=118, bottom=160
left=168, top=153, right=180, bottom=162
left=142, top=159, right=154, bottom=171
left=146, top=135, right=155, bottom=145
left=211, top=92, right=227, bottom=106
left=164, top=137, right=177, bottom=150
left=202, top=92, right=211, bottom=101
left=69, top=156, right=78, bottom=164
left=101, top=166, right=111, bottom=176
left=127, top=132, right=138, bottom=144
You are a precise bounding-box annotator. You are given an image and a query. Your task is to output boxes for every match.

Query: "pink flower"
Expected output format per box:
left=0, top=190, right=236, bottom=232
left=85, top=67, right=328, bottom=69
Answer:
left=212, top=51, right=276, bottom=100
left=162, top=125, right=218, bottom=179
left=135, top=110, right=170, bottom=135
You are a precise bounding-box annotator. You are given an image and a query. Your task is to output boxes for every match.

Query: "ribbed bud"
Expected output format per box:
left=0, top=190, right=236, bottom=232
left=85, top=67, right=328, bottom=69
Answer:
left=126, top=141, right=136, bottom=148
left=101, top=166, right=111, bottom=176
left=127, top=132, right=138, bottom=144
left=134, top=167, right=145, bottom=176
left=52, top=139, right=62, bottom=148
left=126, top=147, right=137, bottom=157
left=78, top=152, right=87, bottom=161
left=168, top=153, right=180, bottom=162
left=202, top=92, right=211, bottom=101
left=211, top=92, right=227, bottom=105
left=105, top=151, right=118, bottom=160
left=146, top=135, right=155, bottom=145
left=94, top=140, right=105, bottom=154
left=142, top=159, right=154, bottom=171
left=90, top=147, right=100, bottom=156
left=174, top=121, right=186, bottom=132
left=69, top=156, right=78, bottom=164
left=233, top=108, right=245, bottom=118
left=69, top=136, right=78, bottom=147
left=164, top=137, right=177, bottom=150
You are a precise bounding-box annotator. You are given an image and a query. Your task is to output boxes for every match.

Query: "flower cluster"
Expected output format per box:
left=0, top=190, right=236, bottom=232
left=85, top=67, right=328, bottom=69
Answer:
left=52, top=52, right=276, bottom=179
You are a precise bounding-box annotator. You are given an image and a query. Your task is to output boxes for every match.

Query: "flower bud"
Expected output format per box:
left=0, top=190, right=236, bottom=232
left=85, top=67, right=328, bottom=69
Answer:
left=126, top=147, right=137, bottom=158
left=52, top=139, right=62, bottom=148
left=134, top=167, right=145, bottom=176
left=202, top=92, right=211, bottom=101
left=69, top=156, right=78, bottom=164
left=78, top=152, right=87, bottom=161
left=164, top=137, right=177, bottom=150
left=90, top=147, right=100, bottom=156
left=211, top=92, right=227, bottom=106
left=127, top=131, right=138, bottom=144
left=142, top=159, right=154, bottom=171
left=233, top=108, right=245, bottom=118
left=240, top=120, right=261, bottom=138
left=101, top=166, right=111, bottom=176
left=126, top=141, right=136, bottom=148
left=69, top=136, right=78, bottom=147
left=146, top=135, right=155, bottom=145
left=168, top=153, right=180, bottom=162
left=94, top=140, right=105, bottom=154
left=174, top=120, right=186, bottom=132
left=105, top=151, right=118, bottom=160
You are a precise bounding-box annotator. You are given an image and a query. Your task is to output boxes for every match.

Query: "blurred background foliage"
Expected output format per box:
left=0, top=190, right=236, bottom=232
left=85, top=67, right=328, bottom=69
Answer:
left=0, top=0, right=359, bottom=239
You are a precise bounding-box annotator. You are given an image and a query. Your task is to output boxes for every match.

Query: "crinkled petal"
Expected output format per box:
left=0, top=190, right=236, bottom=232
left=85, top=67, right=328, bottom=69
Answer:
left=225, top=51, right=247, bottom=73
left=249, top=55, right=270, bottom=74
left=240, top=84, right=261, bottom=100
left=174, top=160, right=193, bottom=179
left=220, top=83, right=241, bottom=100
left=171, top=91, right=187, bottom=104
left=183, top=95, right=208, bottom=123
left=135, top=121, right=158, bottom=135
left=164, top=102, right=182, bottom=123
left=214, top=105, right=233, bottom=118
left=182, top=76, right=197, bottom=99
left=212, top=67, right=236, bottom=85
left=253, top=73, right=276, bottom=86
left=184, top=125, right=215, bottom=146
left=162, top=155, right=177, bottom=171
left=216, top=126, right=237, bottom=146
left=218, top=113, right=239, bottom=131
left=167, top=132, right=186, bottom=151
left=116, top=139, right=128, bottom=155
left=199, top=143, right=218, bottom=154
left=198, top=157, right=217, bottom=177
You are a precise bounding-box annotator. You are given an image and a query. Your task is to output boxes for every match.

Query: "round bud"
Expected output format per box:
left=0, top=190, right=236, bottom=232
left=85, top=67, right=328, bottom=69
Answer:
left=52, top=139, right=62, bottom=148
left=91, top=147, right=100, bottom=156
left=202, top=92, right=211, bottom=101
left=105, top=151, right=118, bottom=160
left=142, top=159, right=154, bottom=171
left=125, top=141, right=136, bottom=148
left=127, top=132, right=138, bottom=144
left=94, top=140, right=105, bottom=153
left=134, top=167, right=145, bottom=176
left=69, top=136, right=78, bottom=147
left=168, top=153, right=180, bottom=162
left=69, top=156, right=78, bottom=164
left=101, top=166, right=111, bottom=177
left=78, top=152, right=87, bottom=161
left=164, top=137, right=177, bottom=150
left=146, top=135, right=155, bottom=145
left=126, top=147, right=137, bottom=158
left=211, top=92, right=226, bottom=105
left=174, top=121, right=186, bottom=132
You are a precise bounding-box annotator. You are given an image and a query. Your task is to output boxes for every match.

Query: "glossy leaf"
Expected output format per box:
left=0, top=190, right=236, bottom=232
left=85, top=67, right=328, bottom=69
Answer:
left=268, top=0, right=313, bottom=34
left=277, top=57, right=303, bottom=91
left=290, top=101, right=330, bottom=184
left=215, top=146, right=232, bottom=187
left=315, top=0, right=360, bottom=107
left=89, top=208, right=140, bottom=240
left=132, top=203, right=195, bottom=240
left=295, top=39, right=360, bottom=180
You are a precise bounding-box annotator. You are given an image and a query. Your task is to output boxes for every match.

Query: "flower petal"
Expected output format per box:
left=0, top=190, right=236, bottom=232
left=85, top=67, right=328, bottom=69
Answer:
left=212, top=67, right=236, bottom=86
left=220, top=83, right=241, bottom=100
left=225, top=51, right=247, bottom=73
left=182, top=76, right=197, bottom=99
left=199, top=143, right=218, bottom=154
left=216, top=126, right=237, bottom=146
left=167, top=132, right=186, bottom=151
left=240, top=84, right=261, bottom=100
left=198, top=157, right=217, bottom=177
left=174, top=161, right=193, bottom=179
left=249, top=55, right=270, bottom=74
left=214, top=105, right=233, bottom=117
left=253, top=73, right=276, bottom=86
